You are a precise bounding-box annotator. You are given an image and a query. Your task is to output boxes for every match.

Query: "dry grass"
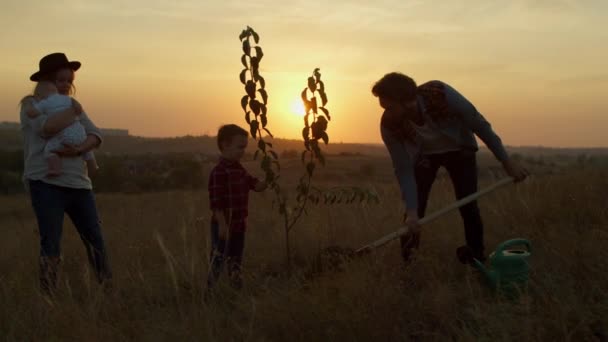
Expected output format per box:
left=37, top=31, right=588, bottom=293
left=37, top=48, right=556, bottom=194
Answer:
left=0, top=157, right=607, bottom=341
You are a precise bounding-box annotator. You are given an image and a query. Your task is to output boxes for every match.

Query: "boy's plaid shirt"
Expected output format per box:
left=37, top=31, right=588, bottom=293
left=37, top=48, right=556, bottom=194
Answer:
left=208, top=157, right=259, bottom=232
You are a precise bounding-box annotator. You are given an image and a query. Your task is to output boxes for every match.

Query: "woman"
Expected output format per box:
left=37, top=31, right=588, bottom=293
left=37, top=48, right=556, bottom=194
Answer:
left=20, top=52, right=111, bottom=294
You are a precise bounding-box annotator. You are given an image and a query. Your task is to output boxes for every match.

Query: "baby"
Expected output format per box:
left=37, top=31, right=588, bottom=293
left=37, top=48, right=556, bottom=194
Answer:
left=28, top=81, right=98, bottom=176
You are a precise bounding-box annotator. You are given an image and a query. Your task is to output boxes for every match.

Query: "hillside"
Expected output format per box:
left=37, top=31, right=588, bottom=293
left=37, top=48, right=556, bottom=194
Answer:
left=2, top=127, right=607, bottom=157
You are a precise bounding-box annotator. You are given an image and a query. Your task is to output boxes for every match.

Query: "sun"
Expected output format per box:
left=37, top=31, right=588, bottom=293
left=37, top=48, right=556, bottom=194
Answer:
left=290, top=99, right=306, bottom=117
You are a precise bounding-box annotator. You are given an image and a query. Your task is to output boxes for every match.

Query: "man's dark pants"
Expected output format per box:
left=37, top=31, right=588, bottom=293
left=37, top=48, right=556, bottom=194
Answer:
left=401, top=149, right=485, bottom=261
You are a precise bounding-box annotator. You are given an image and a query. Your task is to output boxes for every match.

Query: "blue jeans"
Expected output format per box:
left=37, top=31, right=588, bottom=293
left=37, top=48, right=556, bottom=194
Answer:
left=381, top=125, right=485, bottom=260
left=414, top=150, right=485, bottom=258
left=29, top=180, right=111, bottom=291
left=206, top=220, right=245, bottom=290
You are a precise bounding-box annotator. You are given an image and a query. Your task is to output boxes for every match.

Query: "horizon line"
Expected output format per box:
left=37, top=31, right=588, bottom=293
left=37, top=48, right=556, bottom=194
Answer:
left=1, top=121, right=607, bottom=149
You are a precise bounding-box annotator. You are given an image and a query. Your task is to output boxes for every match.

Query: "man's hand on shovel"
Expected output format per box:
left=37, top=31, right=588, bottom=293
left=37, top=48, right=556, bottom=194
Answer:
left=356, top=177, right=517, bottom=255
left=502, top=158, right=529, bottom=182
left=400, top=210, right=421, bottom=261
left=404, top=209, right=421, bottom=234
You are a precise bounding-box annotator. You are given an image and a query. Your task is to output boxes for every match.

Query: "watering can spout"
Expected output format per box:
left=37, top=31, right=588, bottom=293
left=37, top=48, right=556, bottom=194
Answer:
left=472, top=258, right=497, bottom=288
left=472, top=258, right=486, bottom=273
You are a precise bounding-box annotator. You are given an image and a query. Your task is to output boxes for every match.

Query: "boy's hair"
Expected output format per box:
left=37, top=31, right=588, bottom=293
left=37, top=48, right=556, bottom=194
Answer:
left=217, top=124, right=249, bottom=150
left=371, top=72, right=418, bottom=102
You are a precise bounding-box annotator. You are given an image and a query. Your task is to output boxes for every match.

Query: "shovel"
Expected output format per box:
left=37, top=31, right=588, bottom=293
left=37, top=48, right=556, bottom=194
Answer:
left=355, top=177, right=515, bottom=256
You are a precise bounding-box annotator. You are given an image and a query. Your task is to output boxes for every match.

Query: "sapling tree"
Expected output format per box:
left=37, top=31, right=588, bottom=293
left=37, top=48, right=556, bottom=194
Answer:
left=239, top=26, right=378, bottom=272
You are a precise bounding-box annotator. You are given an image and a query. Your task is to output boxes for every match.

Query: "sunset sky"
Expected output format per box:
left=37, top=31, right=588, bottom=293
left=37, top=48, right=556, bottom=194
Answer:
left=1, top=0, right=606, bottom=147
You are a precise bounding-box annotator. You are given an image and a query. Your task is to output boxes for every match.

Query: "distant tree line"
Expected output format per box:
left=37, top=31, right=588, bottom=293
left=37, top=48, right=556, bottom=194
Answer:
left=1, top=150, right=607, bottom=195
left=0, top=150, right=210, bottom=194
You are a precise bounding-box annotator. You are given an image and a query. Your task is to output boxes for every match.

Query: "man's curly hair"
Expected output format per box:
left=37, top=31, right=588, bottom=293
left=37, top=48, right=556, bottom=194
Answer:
left=371, top=72, right=417, bottom=102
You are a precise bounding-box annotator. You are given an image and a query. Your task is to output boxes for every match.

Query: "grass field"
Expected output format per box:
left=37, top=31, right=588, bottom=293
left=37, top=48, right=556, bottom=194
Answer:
left=1, top=155, right=607, bottom=341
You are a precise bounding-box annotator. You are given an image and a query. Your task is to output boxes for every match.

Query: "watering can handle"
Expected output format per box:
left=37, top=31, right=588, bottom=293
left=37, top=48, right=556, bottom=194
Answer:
left=495, top=238, right=531, bottom=255
left=356, top=177, right=515, bottom=254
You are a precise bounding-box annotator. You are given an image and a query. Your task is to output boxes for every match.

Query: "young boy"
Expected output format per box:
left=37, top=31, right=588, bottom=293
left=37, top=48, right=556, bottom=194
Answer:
left=206, top=124, right=267, bottom=292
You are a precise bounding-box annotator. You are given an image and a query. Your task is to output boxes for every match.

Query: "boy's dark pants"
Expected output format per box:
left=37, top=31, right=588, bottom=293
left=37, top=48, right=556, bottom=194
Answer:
left=400, top=149, right=485, bottom=261
left=206, top=221, right=245, bottom=290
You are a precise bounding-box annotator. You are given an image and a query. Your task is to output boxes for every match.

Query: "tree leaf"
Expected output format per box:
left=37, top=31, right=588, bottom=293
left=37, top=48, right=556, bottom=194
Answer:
left=306, top=162, right=315, bottom=177
left=246, top=80, right=256, bottom=98
left=251, top=56, right=259, bottom=71
left=314, top=68, right=321, bottom=82
left=258, top=139, right=266, bottom=152
left=311, top=121, right=320, bottom=139
left=255, top=46, right=264, bottom=61
left=301, top=88, right=308, bottom=102
left=318, top=80, right=324, bottom=92
left=239, top=29, right=248, bottom=41
left=258, top=76, right=266, bottom=89
left=258, top=88, right=268, bottom=104
left=311, top=140, right=321, bottom=159
left=303, top=99, right=311, bottom=114
left=250, top=120, right=259, bottom=139
left=317, top=115, right=328, bottom=131
left=245, top=111, right=251, bottom=124
left=304, top=113, right=309, bottom=128
left=242, top=39, right=251, bottom=55
left=263, top=127, right=273, bottom=138
left=319, top=107, right=331, bottom=120
left=261, top=113, right=268, bottom=127
left=241, top=55, right=248, bottom=69
left=302, top=126, right=310, bottom=141
left=301, top=89, right=312, bottom=113
left=307, top=77, right=316, bottom=92
left=311, top=97, right=318, bottom=114
left=261, top=103, right=267, bottom=116
left=318, top=151, right=326, bottom=166
left=321, top=132, right=329, bottom=145
left=250, top=99, right=261, bottom=115
left=239, top=69, right=247, bottom=84
left=241, top=95, right=248, bottom=111
left=319, top=90, right=328, bottom=106
left=251, top=29, right=260, bottom=44
left=254, top=149, right=260, bottom=160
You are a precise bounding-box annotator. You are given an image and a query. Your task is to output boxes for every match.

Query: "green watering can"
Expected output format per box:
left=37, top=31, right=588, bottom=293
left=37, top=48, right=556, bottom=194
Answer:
left=473, top=238, right=531, bottom=297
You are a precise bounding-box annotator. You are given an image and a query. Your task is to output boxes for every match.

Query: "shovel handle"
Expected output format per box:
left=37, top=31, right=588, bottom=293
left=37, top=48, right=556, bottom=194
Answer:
left=355, top=177, right=514, bottom=254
